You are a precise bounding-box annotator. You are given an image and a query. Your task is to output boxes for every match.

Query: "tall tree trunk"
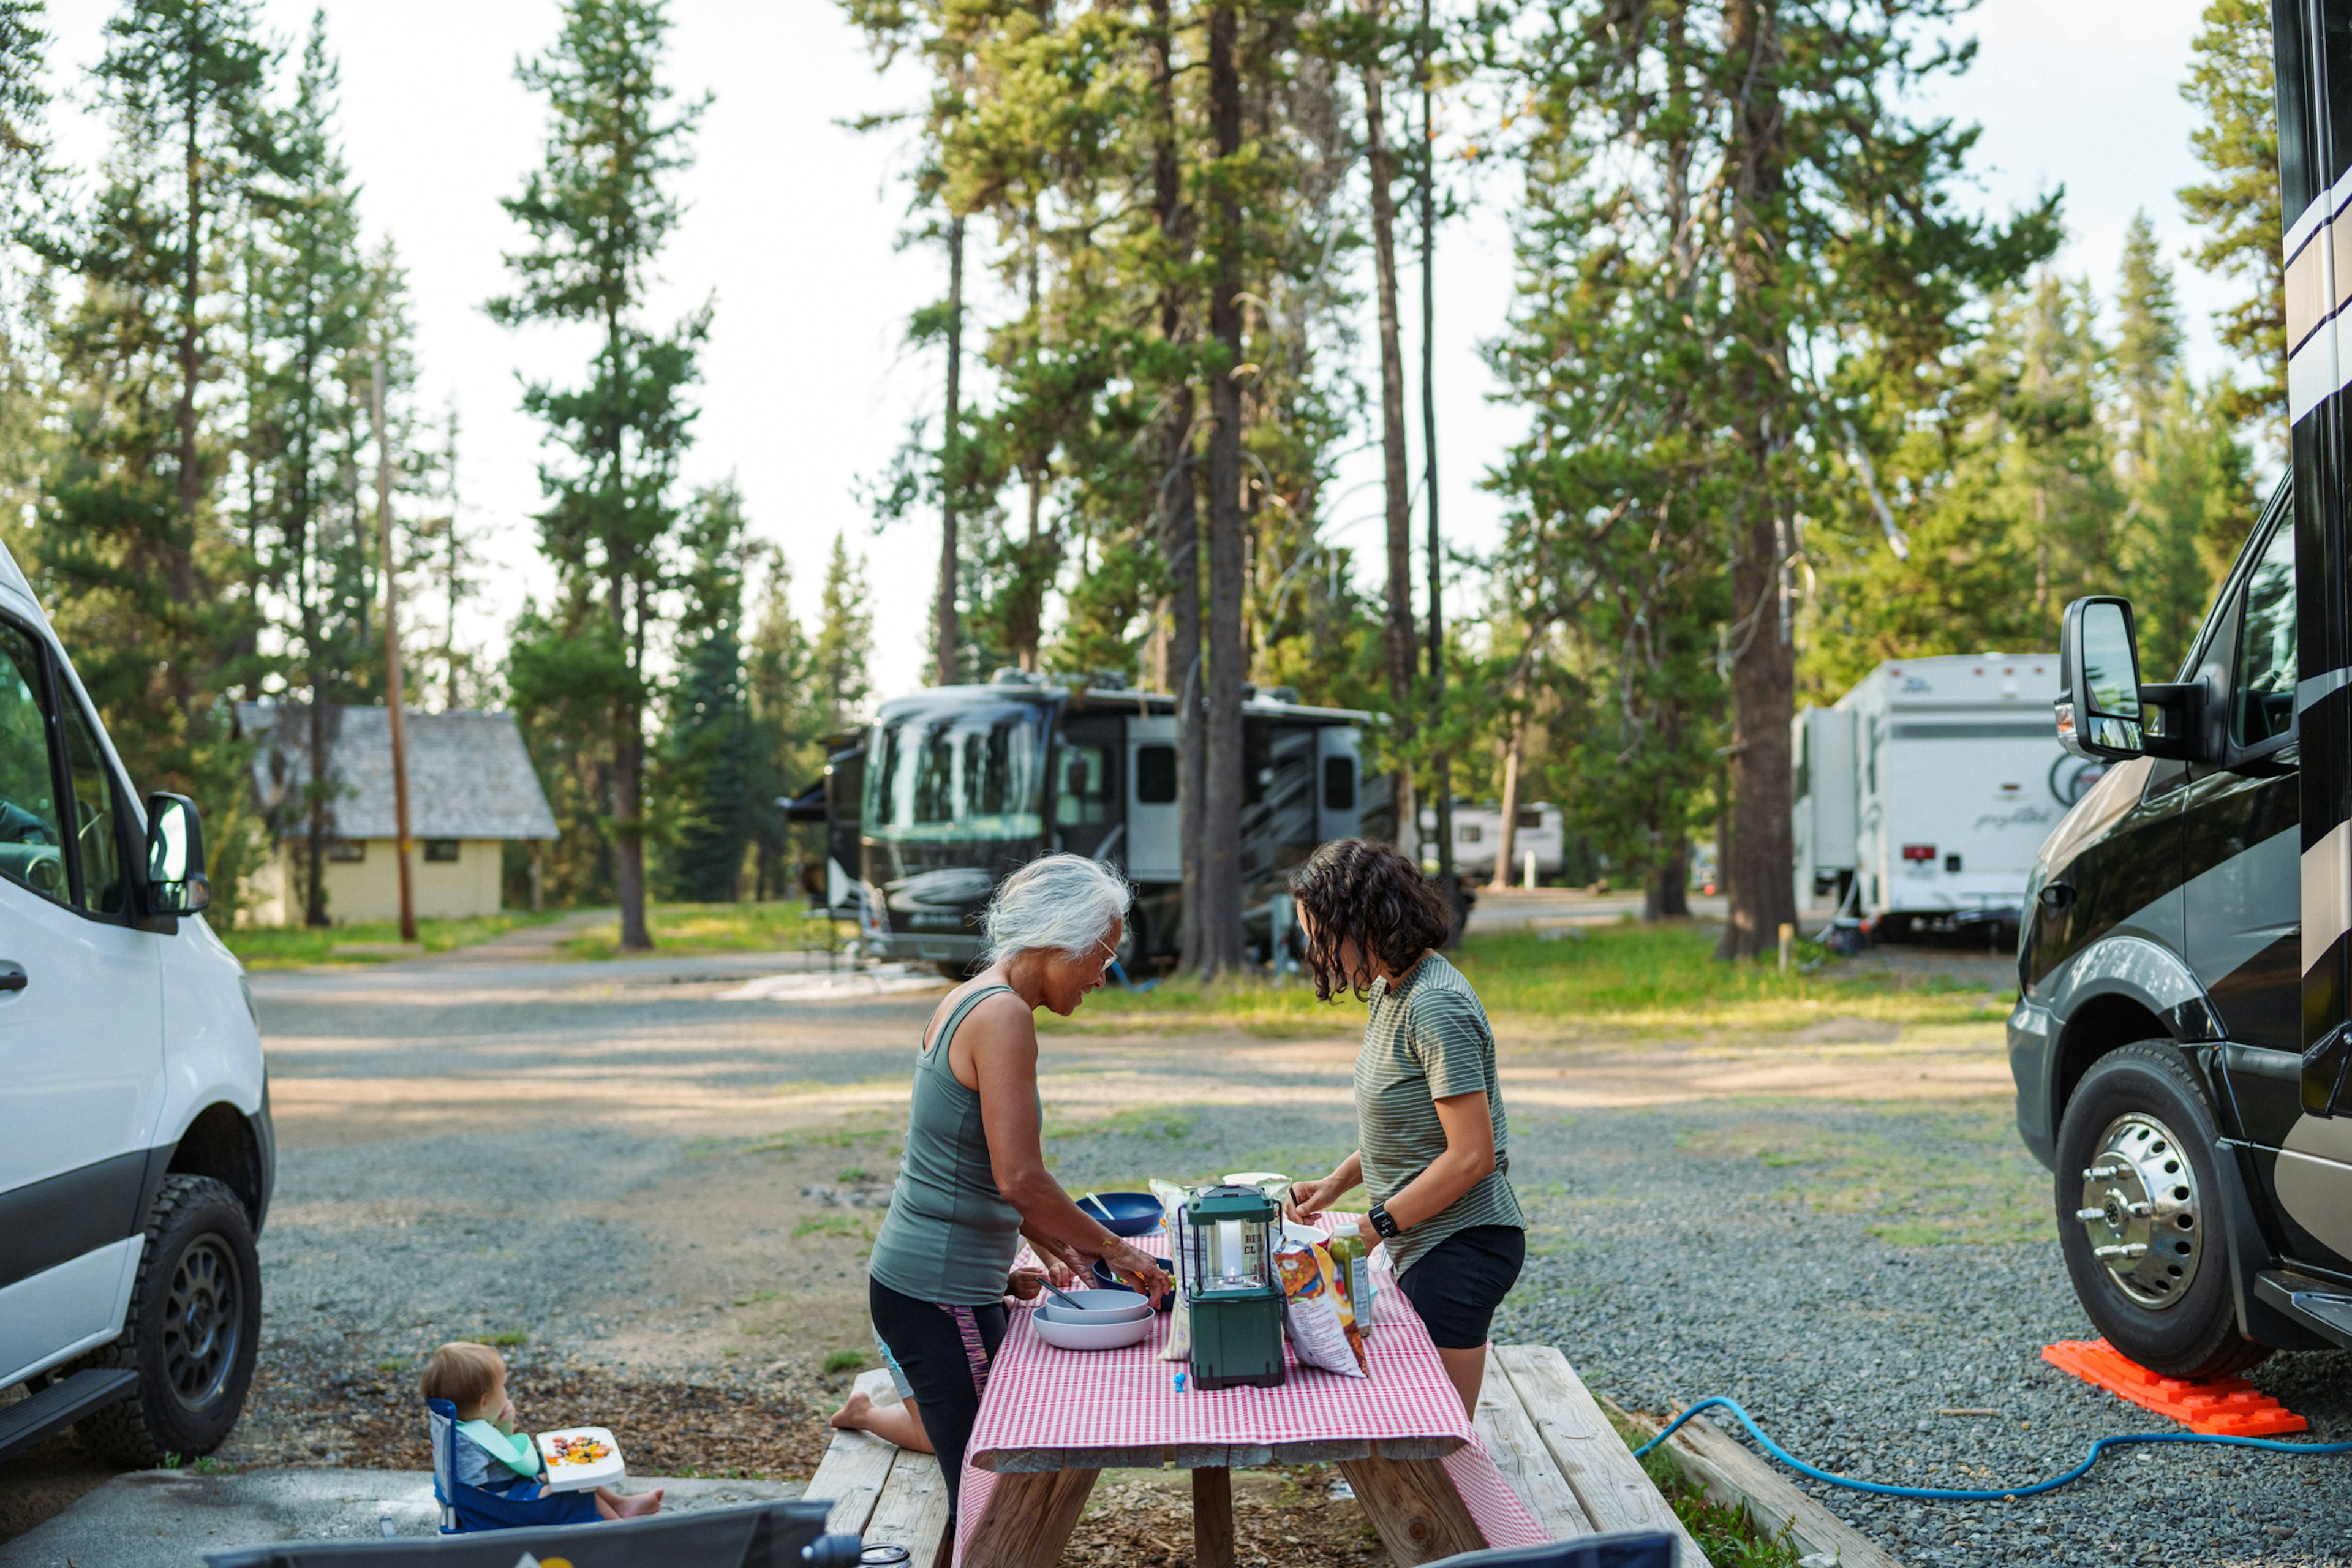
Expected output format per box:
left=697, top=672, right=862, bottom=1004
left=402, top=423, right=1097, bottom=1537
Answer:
left=172, top=64, right=201, bottom=712
left=1363, top=8, right=1417, bottom=856
left=1199, top=0, right=1247, bottom=974
left=1149, top=0, right=1205, bottom=971
left=1716, top=0, right=1795, bottom=962
left=1490, top=719, right=1521, bottom=892
left=1647, top=840, right=1691, bottom=921
left=1416, top=0, right=1452, bottom=916
left=936, top=213, right=965, bottom=686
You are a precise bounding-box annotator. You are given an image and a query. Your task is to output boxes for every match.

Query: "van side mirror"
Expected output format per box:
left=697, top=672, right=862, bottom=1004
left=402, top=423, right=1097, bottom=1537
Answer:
left=145, top=792, right=210, bottom=914
left=2057, top=598, right=2146, bottom=760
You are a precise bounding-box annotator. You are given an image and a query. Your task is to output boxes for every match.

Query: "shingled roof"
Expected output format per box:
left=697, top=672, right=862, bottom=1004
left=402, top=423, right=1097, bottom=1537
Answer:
left=239, top=704, right=559, bottom=842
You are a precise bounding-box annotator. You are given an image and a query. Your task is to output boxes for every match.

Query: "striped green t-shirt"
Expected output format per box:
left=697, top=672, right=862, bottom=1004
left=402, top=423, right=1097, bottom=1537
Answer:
left=1355, top=952, right=1525, bottom=1277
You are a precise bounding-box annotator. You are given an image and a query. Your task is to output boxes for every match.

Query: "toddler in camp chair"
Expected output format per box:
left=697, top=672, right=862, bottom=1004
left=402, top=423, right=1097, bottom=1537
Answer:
left=420, top=1342, right=663, bottom=1521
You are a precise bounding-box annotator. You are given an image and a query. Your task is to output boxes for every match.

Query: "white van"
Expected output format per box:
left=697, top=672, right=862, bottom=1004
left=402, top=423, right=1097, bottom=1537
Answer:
left=0, top=545, right=270, bottom=1466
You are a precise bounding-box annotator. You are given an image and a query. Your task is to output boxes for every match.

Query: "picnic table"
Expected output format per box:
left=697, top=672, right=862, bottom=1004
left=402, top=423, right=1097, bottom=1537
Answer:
left=952, top=1216, right=1551, bottom=1568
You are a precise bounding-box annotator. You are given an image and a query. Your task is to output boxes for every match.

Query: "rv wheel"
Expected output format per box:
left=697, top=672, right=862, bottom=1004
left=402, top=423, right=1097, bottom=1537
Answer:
left=2054, top=1044, right=2268, bottom=1379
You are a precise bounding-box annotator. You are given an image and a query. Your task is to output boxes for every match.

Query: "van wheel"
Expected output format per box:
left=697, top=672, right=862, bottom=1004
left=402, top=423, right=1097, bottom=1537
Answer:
left=2055, top=1044, right=2269, bottom=1379
left=74, top=1175, right=262, bottom=1464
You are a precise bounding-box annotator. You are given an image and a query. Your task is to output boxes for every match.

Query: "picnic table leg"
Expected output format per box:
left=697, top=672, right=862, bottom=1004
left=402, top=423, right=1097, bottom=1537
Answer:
left=1338, top=1453, right=1488, bottom=1566
left=957, top=1466, right=1099, bottom=1568
left=1191, top=1466, right=1234, bottom=1568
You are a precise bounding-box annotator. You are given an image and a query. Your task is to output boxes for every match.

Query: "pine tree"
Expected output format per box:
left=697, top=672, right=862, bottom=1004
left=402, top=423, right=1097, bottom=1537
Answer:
left=492, top=0, right=710, bottom=951
left=811, top=533, right=873, bottom=730
left=39, top=0, right=276, bottom=924
left=656, top=483, right=754, bottom=903
left=744, top=553, right=817, bottom=901
left=2179, top=0, right=2280, bottom=429
left=245, top=12, right=373, bottom=925
left=2114, top=211, right=2182, bottom=429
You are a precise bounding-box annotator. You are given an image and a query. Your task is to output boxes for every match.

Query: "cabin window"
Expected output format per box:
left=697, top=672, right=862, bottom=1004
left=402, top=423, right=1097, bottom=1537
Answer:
left=326, top=839, right=366, bottom=862
left=1460, top=823, right=1482, bottom=844
left=1322, top=756, right=1355, bottom=810
left=1136, top=745, right=1177, bottom=804
left=1515, top=809, right=1542, bottom=829
left=1055, top=745, right=1110, bottom=827
left=424, top=839, right=461, bottom=863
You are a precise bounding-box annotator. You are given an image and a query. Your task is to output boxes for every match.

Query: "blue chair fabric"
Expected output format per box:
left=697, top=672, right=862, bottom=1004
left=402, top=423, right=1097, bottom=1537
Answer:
left=424, top=1398, right=598, bottom=1534
left=1427, top=1531, right=1680, bottom=1568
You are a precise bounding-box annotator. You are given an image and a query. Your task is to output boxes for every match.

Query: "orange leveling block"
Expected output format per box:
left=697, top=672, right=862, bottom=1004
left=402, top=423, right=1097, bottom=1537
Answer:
left=2041, top=1339, right=2308, bottom=1437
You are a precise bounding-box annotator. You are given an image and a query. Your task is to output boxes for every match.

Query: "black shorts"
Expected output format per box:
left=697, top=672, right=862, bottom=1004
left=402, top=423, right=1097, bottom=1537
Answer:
left=868, top=1278, right=1008, bottom=1521
left=1396, top=1224, right=1525, bottom=1350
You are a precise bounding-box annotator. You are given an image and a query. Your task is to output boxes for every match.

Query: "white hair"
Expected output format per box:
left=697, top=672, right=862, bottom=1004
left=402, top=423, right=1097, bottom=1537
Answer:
left=983, top=853, right=1131, bottom=962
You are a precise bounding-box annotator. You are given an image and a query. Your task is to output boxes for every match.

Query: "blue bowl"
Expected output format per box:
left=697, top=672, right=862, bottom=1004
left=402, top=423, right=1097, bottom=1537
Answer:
left=1077, top=1191, right=1162, bottom=1237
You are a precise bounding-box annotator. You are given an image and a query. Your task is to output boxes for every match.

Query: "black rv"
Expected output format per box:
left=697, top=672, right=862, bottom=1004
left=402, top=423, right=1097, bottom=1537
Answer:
left=2012, top=0, right=2352, bottom=1378
left=802, top=672, right=1381, bottom=976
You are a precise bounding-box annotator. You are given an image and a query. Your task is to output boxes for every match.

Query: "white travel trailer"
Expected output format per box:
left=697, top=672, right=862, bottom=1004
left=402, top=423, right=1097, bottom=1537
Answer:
left=1417, top=801, right=1567, bottom=883
left=1793, top=653, right=2101, bottom=935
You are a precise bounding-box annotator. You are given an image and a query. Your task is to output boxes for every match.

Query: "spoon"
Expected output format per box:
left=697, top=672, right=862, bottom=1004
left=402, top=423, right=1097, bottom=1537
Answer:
left=1036, top=1278, right=1105, bottom=1313
left=1082, top=1191, right=1115, bottom=1223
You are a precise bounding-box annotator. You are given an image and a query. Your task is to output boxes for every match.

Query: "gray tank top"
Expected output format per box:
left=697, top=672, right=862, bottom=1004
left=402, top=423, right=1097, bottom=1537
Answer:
left=867, top=984, right=1033, bottom=1306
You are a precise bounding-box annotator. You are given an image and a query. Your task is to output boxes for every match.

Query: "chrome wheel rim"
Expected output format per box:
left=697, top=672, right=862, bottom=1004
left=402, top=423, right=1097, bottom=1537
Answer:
left=163, top=1235, right=241, bottom=1412
left=2078, top=1112, right=2203, bottom=1308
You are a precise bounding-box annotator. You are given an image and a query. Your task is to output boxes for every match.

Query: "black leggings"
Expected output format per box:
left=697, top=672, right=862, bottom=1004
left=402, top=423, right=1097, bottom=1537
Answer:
left=868, top=1277, right=1007, bottom=1518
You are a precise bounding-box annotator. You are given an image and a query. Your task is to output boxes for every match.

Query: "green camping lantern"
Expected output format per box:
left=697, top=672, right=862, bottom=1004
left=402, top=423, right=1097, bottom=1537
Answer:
left=1182, top=1184, right=1287, bottom=1389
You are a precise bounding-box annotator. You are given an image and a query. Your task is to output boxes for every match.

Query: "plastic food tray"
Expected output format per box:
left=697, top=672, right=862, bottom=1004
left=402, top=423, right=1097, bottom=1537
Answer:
left=535, top=1426, right=624, bottom=1493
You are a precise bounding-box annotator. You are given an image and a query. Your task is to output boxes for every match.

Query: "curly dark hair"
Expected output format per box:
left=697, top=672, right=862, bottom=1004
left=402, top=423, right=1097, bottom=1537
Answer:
left=1287, top=838, right=1453, bottom=1001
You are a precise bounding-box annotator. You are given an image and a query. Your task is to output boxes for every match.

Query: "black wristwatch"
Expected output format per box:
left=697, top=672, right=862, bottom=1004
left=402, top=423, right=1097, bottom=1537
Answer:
left=1368, top=1202, right=1401, bottom=1240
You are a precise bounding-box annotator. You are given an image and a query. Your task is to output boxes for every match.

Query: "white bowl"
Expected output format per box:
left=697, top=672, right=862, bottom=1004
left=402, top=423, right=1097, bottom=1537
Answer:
left=1051, top=1288, right=1150, bottom=1314
left=1040, top=1300, right=1152, bottom=1326
left=1031, top=1311, right=1153, bottom=1352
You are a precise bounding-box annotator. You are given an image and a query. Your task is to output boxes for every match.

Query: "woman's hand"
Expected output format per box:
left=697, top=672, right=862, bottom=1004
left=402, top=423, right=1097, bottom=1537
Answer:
left=1096, top=1237, right=1174, bottom=1301
left=1283, top=1153, right=1362, bottom=1223
left=1006, top=1268, right=1052, bottom=1303
left=1021, top=1228, right=1086, bottom=1287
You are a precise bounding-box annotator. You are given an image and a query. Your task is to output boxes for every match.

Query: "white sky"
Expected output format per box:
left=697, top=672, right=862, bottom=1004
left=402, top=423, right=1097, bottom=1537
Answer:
left=36, top=0, right=2230, bottom=706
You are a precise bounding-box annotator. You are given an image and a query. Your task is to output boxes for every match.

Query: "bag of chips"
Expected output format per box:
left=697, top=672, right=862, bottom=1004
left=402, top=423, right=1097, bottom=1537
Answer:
left=1273, top=1238, right=1366, bottom=1376
left=1152, top=1180, right=1193, bottom=1363
left=1325, top=1232, right=1378, bottom=1334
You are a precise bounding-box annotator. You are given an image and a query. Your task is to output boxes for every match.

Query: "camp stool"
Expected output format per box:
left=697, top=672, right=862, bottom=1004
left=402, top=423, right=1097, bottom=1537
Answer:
left=424, top=1397, right=599, bottom=1534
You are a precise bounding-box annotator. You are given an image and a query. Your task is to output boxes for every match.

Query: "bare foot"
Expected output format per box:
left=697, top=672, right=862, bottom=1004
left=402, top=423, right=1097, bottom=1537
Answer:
left=611, top=1488, right=662, bottom=1518
left=829, top=1390, right=872, bottom=1431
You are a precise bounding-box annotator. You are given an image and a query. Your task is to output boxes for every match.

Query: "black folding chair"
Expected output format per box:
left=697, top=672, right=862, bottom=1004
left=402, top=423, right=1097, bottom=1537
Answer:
left=1428, top=1532, right=1680, bottom=1568
left=202, top=1497, right=859, bottom=1568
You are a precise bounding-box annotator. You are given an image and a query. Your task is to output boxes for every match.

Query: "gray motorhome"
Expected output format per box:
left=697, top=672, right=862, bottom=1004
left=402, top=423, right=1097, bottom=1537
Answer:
left=833, top=673, right=1378, bottom=974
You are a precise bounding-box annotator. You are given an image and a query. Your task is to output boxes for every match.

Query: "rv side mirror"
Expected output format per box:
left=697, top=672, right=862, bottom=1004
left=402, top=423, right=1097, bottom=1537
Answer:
left=2308, top=1023, right=2352, bottom=1118
left=144, top=792, right=210, bottom=914
left=2057, top=597, right=2146, bottom=761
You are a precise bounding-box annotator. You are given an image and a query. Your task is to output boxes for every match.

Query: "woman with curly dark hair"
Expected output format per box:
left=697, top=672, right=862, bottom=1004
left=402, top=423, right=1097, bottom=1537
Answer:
left=1281, top=837, right=1525, bottom=1417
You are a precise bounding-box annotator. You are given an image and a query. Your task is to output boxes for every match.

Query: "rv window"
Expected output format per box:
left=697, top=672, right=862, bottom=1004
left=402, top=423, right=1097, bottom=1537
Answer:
left=1136, top=745, right=1177, bottom=804
left=1460, top=824, right=1482, bottom=843
left=1322, top=756, right=1355, bottom=810
left=2233, top=523, right=2297, bottom=747
left=1515, top=809, right=1542, bottom=829
left=1056, top=745, right=1110, bottom=827
left=864, top=701, right=1047, bottom=842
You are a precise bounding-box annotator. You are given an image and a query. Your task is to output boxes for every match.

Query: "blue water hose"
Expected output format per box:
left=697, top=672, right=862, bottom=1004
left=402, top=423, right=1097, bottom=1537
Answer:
left=1108, top=959, right=1157, bottom=993
left=1632, top=1395, right=2352, bottom=1502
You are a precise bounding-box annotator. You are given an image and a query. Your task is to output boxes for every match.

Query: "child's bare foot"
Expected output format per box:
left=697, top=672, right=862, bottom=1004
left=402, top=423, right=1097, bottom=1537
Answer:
left=829, top=1390, right=873, bottom=1431
left=597, top=1485, right=662, bottom=1518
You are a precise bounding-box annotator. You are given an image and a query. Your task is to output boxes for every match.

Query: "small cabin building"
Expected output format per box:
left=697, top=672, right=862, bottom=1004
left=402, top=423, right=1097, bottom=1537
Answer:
left=238, top=704, right=559, bottom=926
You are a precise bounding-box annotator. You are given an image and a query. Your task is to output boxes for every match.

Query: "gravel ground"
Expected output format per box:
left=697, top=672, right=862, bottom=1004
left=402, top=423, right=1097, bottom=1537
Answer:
left=1048, top=1101, right=2352, bottom=1568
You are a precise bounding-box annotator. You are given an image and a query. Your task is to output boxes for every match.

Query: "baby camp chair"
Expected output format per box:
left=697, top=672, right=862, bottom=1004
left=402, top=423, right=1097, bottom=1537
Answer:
left=424, top=1398, right=599, bottom=1534
left=1428, top=1533, right=1680, bottom=1568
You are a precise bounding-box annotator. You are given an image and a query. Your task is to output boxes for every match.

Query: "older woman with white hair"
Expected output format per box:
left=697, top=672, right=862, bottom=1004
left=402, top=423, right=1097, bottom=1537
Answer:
left=861, top=853, right=1173, bottom=1521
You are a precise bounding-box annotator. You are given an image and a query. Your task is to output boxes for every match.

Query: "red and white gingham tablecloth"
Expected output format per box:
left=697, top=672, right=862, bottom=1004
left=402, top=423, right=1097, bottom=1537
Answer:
left=951, top=1215, right=1548, bottom=1566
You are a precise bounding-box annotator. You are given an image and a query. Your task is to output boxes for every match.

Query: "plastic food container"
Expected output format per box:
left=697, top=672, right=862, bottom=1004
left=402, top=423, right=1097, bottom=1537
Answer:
left=1039, top=1298, right=1153, bottom=1325
left=535, top=1427, right=624, bottom=1493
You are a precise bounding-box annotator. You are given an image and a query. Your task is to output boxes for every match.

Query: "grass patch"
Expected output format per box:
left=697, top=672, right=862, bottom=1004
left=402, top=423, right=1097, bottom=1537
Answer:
left=821, top=1349, right=870, bottom=1376
left=1055, top=922, right=2009, bottom=1038
left=560, top=900, right=846, bottom=961
left=224, top=910, right=563, bottom=970
left=793, top=1213, right=876, bottom=1241
left=1046, top=1105, right=1202, bottom=1142
left=1675, top=1104, right=2051, bottom=1246
left=478, top=1331, right=530, bottom=1348
left=1605, top=1408, right=1806, bottom=1568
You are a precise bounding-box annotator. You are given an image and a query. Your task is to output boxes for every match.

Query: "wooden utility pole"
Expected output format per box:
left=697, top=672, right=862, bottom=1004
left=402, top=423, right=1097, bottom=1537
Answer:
left=372, top=354, right=417, bottom=943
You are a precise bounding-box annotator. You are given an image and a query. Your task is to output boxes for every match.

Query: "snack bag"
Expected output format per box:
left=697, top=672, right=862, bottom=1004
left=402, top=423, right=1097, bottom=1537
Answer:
left=1325, top=1233, right=1378, bottom=1333
left=1152, top=1179, right=1193, bottom=1364
left=1273, top=1238, right=1366, bottom=1376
